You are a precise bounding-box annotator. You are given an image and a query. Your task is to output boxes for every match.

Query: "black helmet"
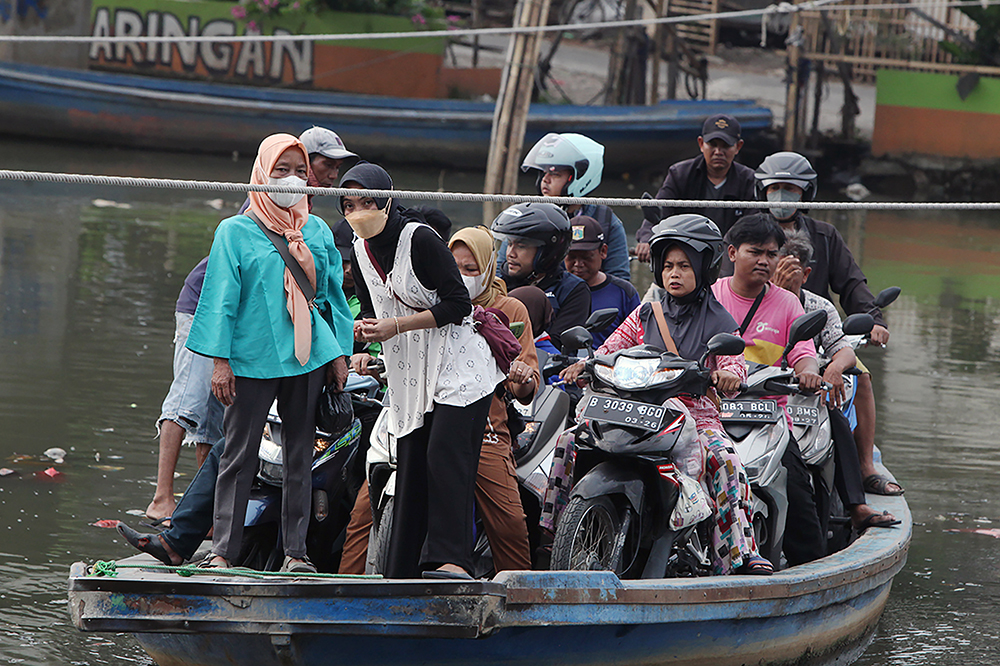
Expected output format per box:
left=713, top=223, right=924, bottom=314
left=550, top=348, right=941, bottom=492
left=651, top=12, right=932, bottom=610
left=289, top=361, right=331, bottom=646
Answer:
left=649, top=214, right=725, bottom=289
left=491, top=202, right=572, bottom=276
left=754, top=151, right=818, bottom=201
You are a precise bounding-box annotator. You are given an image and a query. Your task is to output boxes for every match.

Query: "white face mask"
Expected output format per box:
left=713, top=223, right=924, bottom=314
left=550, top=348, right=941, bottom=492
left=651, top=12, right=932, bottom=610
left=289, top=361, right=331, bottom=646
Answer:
left=462, top=272, right=489, bottom=300
left=345, top=199, right=392, bottom=239
left=767, top=188, right=801, bottom=220
left=267, top=175, right=307, bottom=208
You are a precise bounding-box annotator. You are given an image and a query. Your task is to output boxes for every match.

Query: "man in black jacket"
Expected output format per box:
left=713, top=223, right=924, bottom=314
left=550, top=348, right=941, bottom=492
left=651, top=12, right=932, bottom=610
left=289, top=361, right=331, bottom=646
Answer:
left=635, top=114, right=756, bottom=262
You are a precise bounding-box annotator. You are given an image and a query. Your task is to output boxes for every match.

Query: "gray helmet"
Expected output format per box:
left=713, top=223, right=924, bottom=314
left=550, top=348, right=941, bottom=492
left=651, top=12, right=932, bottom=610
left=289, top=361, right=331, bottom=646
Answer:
left=649, top=214, right=725, bottom=289
left=491, top=202, right=572, bottom=276
left=754, top=151, right=818, bottom=201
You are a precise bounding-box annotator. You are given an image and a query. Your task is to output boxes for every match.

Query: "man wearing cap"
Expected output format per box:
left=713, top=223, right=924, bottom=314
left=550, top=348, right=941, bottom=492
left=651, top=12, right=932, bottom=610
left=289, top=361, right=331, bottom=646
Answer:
left=565, top=216, right=640, bottom=347
left=239, top=126, right=357, bottom=215
left=635, top=114, right=755, bottom=262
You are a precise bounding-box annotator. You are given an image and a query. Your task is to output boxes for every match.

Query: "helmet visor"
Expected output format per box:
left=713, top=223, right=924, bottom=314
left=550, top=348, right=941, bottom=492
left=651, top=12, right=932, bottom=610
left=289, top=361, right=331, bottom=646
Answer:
left=521, top=133, right=589, bottom=176
left=493, top=232, right=544, bottom=248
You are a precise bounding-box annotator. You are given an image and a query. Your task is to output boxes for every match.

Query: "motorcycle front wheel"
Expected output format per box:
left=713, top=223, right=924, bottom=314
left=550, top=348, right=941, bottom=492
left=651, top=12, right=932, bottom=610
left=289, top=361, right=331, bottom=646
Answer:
left=551, top=495, right=629, bottom=572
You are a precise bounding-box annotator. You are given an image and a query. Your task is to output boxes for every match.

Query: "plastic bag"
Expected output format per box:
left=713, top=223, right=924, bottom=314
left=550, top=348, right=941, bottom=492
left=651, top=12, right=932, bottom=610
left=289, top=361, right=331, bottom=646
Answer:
left=316, top=387, right=354, bottom=437
left=666, top=467, right=714, bottom=530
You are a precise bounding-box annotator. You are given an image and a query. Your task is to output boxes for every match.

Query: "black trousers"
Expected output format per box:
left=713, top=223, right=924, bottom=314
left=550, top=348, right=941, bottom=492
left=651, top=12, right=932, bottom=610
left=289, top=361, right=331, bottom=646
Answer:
left=830, top=408, right=866, bottom=508
left=385, top=394, right=493, bottom=578
left=781, top=434, right=827, bottom=567
left=212, top=368, right=325, bottom=562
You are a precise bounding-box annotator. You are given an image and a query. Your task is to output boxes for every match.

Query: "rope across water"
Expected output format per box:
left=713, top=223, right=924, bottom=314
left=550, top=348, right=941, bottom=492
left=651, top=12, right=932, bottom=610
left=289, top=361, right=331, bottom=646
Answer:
left=3, top=169, right=999, bottom=211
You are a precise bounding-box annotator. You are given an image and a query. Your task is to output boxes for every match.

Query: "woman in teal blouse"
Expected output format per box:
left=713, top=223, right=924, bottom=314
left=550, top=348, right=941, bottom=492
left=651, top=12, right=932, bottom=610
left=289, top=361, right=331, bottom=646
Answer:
left=187, top=133, right=354, bottom=572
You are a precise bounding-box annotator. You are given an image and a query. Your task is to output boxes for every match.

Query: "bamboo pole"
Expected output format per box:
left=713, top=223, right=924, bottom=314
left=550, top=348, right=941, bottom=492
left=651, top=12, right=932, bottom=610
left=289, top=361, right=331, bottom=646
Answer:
left=783, top=9, right=803, bottom=151
left=483, top=0, right=551, bottom=224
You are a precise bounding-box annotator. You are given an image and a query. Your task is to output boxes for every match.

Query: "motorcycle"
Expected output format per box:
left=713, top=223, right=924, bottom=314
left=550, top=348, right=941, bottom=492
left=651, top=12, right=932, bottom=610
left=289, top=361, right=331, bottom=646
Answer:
left=791, top=286, right=901, bottom=552
left=236, top=372, right=384, bottom=573
left=720, top=308, right=829, bottom=568
left=549, top=325, right=746, bottom=579
left=366, top=309, right=620, bottom=577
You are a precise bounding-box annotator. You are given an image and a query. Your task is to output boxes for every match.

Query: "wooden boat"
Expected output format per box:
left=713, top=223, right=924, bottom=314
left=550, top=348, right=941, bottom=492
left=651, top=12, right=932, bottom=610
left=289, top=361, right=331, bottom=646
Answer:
left=0, top=60, right=772, bottom=170
left=68, top=487, right=908, bottom=666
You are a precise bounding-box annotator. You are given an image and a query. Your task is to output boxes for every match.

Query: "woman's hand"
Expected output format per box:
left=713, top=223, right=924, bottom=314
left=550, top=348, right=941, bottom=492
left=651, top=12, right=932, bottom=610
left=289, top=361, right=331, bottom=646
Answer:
left=353, top=320, right=365, bottom=342
left=357, top=317, right=398, bottom=343
left=350, top=353, right=374, bottom=376
left=559, top=360, right=587, bottom=386
left=507, top=359, right=533, bottom=385
left=711, top=369, right=741, bottom=395
left=211, top=358, right=236, bottom=406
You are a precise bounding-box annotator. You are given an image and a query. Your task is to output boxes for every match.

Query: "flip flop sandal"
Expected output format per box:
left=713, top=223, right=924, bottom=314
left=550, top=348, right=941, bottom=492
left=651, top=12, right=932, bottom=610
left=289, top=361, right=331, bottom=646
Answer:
left=855, top=511, right=902, bottom=533
left=863, top=474, right=904, bottom=496
left=117, top=522, right=179, bottom=566
left=144, top=516, right=173, bottom=529
left=196, top=554, right=229, bottom=569
left=737, top=556, right=773, bottom=576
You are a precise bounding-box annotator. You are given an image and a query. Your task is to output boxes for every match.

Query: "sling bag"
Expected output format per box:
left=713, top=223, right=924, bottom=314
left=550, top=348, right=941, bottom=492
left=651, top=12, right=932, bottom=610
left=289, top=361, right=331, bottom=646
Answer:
left=247, top=210, right=316, bottom=309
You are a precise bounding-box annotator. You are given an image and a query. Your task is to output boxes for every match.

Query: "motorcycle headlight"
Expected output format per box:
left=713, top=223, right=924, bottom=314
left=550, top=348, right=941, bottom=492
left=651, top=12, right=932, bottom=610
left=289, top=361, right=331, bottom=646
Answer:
left=601, top=357, right=683, bottom=390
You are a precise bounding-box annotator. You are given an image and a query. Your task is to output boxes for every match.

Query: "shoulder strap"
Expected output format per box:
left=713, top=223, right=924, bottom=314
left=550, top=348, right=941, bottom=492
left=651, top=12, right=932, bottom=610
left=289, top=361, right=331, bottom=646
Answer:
left=363, top=240, right=388, bottom=283
left=247, top=210, right=316, bottom=305
left=650, top=301, right=680, bottom=355
left=739, top=284, right=768, bottom=336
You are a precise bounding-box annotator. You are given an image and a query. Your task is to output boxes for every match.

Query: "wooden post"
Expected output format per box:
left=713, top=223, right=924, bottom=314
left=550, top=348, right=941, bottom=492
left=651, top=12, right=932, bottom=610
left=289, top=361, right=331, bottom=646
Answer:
left=649, top=0, right=666, bottom=105
left=471, top=0, right=481, bottom=68
left=783, top=9, right=803, bottom=151
left=483, top=0, right=552, bottom=224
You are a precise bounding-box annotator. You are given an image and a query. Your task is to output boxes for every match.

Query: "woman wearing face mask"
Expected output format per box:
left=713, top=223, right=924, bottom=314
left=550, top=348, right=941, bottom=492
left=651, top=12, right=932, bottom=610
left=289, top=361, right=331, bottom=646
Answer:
left=343, top=163, right=505, bottom=580
left=448, top=226, right=537, bottom=572
left=186, top=133, right=354, bottom=572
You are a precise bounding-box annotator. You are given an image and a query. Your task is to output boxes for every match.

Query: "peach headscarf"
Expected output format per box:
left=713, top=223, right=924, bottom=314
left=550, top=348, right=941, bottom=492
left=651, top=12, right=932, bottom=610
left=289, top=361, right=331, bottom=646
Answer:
left=449, top=225, right=507, bottom=308
left=248, top=133, right=316, bottom=366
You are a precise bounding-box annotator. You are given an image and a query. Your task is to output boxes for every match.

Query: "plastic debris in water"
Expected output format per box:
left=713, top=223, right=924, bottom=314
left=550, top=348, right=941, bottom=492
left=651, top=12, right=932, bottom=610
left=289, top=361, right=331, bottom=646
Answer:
left=0, top=468, right=17, bottom=477
left=91, top=519, right=121, bottom=529
left=90, top=464, right=125, bottom=471
left=91, top=199, right=133, bottom=209
left=94, top=452, right=101, bottom=462
left=36, top=467, right=65, bottom=481
left=947, top=528, right=1000, bottom=539
left=205, top=198, right=225, bottom=210
left=125, top=509, right=146, bottom=517
left=44, top=447, right=67, bottom=463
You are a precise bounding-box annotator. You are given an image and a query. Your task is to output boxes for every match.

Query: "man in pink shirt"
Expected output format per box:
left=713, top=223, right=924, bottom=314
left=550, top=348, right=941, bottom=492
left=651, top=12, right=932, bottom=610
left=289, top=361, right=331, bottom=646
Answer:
left=712, top=214, right=826, bottom=566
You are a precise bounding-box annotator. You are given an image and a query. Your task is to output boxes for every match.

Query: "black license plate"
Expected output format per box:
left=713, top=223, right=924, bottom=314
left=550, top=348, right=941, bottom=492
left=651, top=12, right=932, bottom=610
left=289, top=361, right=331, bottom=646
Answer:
left=789, top=405, right=819, bottom=426
left=720, top=399, right=779, bottom=423
left=582, top=396, right=665, bottom=431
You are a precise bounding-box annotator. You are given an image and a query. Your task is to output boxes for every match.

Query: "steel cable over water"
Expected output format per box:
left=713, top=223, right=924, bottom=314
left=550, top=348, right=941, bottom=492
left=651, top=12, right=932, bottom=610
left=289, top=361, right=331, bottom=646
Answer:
left=0, top=1, right=993, bottom=43
left=1, top=169, right=999, bottom=211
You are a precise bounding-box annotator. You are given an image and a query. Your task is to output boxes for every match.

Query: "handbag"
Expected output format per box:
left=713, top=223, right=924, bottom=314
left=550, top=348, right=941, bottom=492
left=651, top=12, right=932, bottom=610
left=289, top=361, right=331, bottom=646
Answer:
left=472, top=305, right=522, bottom=375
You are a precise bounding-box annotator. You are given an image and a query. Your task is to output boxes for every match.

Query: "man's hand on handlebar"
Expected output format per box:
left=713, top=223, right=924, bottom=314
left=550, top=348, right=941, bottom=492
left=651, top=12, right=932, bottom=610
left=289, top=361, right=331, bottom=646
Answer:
left=822, top=366, right=846, bottom=408
left=559, top=360, right=587, bottom=386
left=869, top=324, right=890, bottom=346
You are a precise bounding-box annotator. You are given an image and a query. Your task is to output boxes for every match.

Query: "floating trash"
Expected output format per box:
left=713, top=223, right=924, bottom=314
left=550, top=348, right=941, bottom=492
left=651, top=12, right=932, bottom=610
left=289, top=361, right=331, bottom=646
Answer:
left=36, top=467, right=64, bottom=481
left=0, top=468, right=17, bottom=477
left=947, top=528, right=1000, bottom=539
left=205, top=198, right=225, bottom=210
left=44, top=447, right=67, bottom=463
left=94, top=452, right=100, bottom=462
left=91, top=199, right=133, bottom=209
left=91, top=519, right=121, bottom=529
left=90, top=464, right=125, bottom=471
left=125, top=509, right=146, bottom=517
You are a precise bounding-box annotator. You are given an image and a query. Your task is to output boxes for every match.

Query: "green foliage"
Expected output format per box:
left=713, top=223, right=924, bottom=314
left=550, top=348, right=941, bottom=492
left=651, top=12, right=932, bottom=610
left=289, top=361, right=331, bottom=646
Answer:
left=227, top=0, right=449, bottom=25
left=938, top=6, right=1000, bottom=66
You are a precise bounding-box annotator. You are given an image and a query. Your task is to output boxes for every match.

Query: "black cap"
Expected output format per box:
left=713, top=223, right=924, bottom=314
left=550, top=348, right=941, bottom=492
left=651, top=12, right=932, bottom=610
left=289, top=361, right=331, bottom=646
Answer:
left=569, top=216, right=606, bottom=251
left=701, top=114, right=741, bottom=145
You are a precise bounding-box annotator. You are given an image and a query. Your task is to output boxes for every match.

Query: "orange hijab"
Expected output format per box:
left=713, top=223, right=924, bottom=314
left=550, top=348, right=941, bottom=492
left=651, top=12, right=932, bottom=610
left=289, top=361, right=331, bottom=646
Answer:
left=248, top=134, right=316, bottom=366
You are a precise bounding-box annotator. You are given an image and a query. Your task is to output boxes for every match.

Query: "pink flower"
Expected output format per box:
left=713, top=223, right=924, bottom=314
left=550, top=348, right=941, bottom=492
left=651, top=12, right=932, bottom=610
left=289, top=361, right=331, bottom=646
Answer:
left=292, top=1, right=301, bottom=8
left=447, top=15, right=461, bottom=23
left=411, top=14, right=426, bottom=25
left=247, top=20, right=258, bottom=31
left=231, top=5, right=247, bottom=19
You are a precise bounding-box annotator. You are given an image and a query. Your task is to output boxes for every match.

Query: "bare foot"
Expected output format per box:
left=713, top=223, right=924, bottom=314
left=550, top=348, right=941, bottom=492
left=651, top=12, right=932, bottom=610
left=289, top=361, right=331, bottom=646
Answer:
left=435, top=563, right=468, bottom=574
left=145, top=497, right=176, bottom=524
left=851, top=504, right=898, bottom=531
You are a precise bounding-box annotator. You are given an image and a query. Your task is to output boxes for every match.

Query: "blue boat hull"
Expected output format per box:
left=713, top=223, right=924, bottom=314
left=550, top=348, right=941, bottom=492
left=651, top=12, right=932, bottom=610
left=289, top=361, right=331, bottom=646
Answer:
left=69, top=492, right=909, bottom=666
left=0, top=61, right=772, bottom=169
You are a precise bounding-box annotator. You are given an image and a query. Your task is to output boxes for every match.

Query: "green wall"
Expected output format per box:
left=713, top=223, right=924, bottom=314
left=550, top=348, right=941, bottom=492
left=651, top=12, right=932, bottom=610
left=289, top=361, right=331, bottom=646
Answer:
left=876, top=69, right=1000, bottom=114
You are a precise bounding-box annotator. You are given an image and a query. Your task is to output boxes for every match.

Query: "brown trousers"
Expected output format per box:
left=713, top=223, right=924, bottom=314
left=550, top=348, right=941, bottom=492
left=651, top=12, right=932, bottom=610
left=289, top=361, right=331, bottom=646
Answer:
left=339, top=420, right=532, bottom=574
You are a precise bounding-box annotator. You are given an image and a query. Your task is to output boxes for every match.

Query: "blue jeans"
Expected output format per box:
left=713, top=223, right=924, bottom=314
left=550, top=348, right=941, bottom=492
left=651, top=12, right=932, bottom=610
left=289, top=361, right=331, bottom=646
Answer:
left=160, top=438, right=223, bottom=561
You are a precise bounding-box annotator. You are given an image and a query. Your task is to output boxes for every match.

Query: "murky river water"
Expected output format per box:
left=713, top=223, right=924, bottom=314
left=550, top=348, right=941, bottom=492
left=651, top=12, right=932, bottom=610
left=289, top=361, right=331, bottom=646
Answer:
left=0, top=139, right=997, bottom=665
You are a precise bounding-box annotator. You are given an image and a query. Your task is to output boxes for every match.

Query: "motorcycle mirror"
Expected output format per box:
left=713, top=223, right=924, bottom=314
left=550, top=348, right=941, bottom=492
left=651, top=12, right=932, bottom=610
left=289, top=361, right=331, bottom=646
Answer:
left=781, top=309, right=827, bottom=369
left=585, top=308, right=619, bottom=333
left=560, top=326, right=594, bottom=356
left=842, top=313, right=875, bottom=336
left=705, top=333, right=746, bottom=358
left=873, top=286, right=901, bottom=309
